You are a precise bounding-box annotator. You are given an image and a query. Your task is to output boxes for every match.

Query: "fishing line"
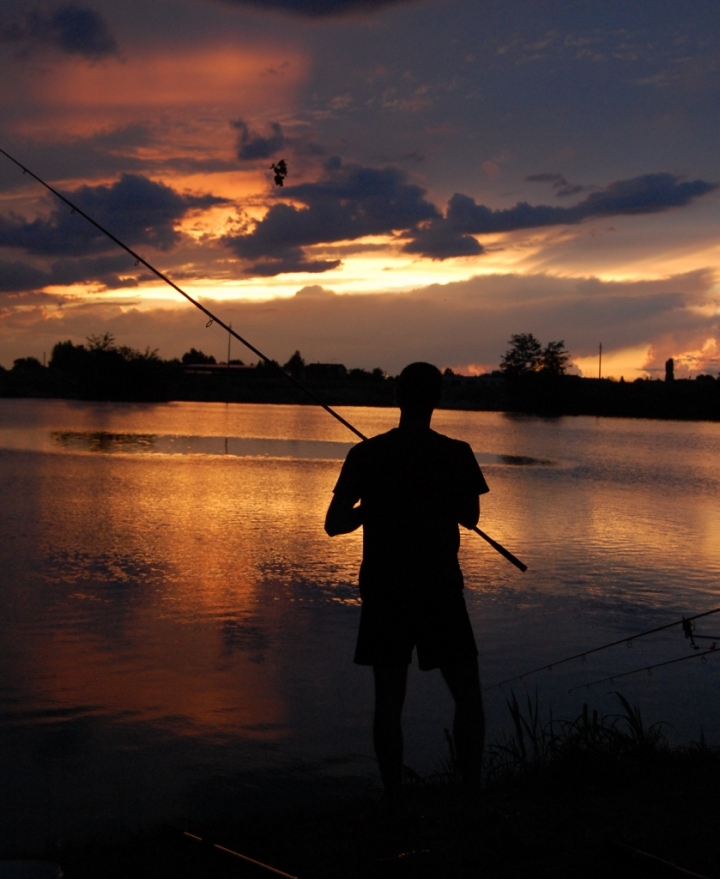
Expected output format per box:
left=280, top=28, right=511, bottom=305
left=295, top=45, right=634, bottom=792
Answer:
left=0, top=148, right=364, bottom=441
left=0, top=148, right=527, bottom=571
left=485, top=605, right=720, bottom=689
left=612, top=840, right=712, bottom=879
left=567, top=646, right=717, bottom=693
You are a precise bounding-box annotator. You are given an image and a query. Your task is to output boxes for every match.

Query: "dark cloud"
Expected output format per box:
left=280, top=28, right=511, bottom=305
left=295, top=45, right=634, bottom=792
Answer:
left=0, top=253, right=146, bottom=295
left=399, top=224, right=483, bottom=260
left=224, top=166, right=716, bottom=272
left=568, top=174, right=716, bottom=216
left=243, top=251, right=341, bottom=276
left=48, top=253, right=143, bottom=288
left=404, top=173, right=718, bottom=259
left=0, top=174, right=227, bottom=257
left=224, top=160, right=439, bottom=275
left=217, top=0, right=414, bottom=18
left=0, top=259, right=48, bottom=292
left=232, top=119, right=287, bottom=161
left=230, top=119, right=325, bottom=164
left=1, top=3, right=118, bottom=59
left=525, top=173, right=591, bottom=197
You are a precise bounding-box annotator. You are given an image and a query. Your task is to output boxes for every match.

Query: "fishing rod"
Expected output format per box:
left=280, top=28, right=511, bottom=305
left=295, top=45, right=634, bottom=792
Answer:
left=567, top=645, right=717, bottom=693
left=0, top=148, right=363, bottom=442
left=0, top=148, right=527, bottom=571
left=184, top=831, right=298, bottom=879
left=485, top=605, right=720, bottom=690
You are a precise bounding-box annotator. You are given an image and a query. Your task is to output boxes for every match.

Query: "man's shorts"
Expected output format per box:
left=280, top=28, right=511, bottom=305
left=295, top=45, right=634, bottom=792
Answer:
left=353, top=589, right=478, bottom=671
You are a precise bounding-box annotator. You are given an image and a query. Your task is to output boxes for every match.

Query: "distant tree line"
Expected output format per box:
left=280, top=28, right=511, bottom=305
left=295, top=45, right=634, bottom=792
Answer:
left=1, top=331, right=718, bottom=420
left=0, top=335, right=390, bottom=404
left=441, top=333, right=719, bottom=420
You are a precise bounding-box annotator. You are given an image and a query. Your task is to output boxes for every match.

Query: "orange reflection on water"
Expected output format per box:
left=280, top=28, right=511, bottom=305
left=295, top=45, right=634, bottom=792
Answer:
left=3, top=401, right=720, bottom=748
left=22, top=453, right=309, bottom=736
left=30, top=624, right=285, bottom=737
left=14, top=432, right=371, bottom=739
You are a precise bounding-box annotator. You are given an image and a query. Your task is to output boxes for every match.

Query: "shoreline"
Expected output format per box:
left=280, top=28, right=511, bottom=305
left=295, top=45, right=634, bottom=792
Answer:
left=12, top=739, right=719, bottom=879
left=6, top=697, right=719, bottom=878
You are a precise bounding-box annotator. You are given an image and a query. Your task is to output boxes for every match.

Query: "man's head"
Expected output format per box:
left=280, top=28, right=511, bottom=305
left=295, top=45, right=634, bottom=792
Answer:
left=396, top=362, right=443, bottom=418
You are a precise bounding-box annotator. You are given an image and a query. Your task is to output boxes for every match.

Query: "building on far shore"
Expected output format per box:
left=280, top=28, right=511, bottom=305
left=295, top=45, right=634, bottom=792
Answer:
left=305, top=363, right=348, bottom=381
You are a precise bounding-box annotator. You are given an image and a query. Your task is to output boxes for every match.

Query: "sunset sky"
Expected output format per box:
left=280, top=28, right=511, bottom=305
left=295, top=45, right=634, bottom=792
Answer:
left=1, top=0, right=719, bottom=377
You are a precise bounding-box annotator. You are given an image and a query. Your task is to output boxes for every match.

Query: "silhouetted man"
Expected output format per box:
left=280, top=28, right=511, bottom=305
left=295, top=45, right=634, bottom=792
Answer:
left=325, top=362, right=489, bottom=805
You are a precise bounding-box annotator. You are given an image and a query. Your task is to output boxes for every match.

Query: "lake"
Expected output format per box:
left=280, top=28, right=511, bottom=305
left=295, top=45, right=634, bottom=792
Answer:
left=1, top=398, right=719, bottom=847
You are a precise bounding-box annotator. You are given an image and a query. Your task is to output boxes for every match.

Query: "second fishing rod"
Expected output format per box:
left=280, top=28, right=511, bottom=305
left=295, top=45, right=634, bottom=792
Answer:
left=0, top=147, right=527, bottom=573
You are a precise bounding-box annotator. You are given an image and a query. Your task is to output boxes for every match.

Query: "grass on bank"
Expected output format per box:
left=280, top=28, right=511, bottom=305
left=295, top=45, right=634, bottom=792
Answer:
left=9, top=693, right=720, bottom=879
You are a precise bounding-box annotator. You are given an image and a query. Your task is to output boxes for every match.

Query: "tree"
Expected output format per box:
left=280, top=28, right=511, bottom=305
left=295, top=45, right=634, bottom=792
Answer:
left=500, top=333, right=542, bottom=376
left=283, top=350, right=305, bottom=378
left=87, top=332, right=116, bottom=352
left=12, top=357, right=44, bottom=372
left=539, top=340, right=571, bottom=375
left=182, top=348, right=216, bottom=365
left=50, top=340, right=87, bottom=373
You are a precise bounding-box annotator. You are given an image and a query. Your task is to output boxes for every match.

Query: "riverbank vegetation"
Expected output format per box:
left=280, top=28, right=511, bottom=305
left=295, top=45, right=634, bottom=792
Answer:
left=10, top=693, right=718, bottom=879
left=1, top=333, right=719, bottom=421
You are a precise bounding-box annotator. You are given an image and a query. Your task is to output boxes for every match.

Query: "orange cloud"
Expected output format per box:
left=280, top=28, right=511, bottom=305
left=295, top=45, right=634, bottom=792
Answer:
left=25, top=45, right=310, bottom=109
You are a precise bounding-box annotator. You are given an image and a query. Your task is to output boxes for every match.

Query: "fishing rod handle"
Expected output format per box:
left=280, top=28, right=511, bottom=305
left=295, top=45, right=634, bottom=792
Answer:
left=473, top=526, right=527, bottom=572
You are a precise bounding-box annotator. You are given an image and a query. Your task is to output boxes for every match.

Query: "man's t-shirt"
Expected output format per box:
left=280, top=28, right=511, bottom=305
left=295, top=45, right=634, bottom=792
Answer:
left=332, top=427, right=489, bottom=608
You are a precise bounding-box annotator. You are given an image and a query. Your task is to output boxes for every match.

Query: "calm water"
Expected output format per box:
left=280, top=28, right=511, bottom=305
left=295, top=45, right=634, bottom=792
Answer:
left=1, top=399, right=719, bottom=846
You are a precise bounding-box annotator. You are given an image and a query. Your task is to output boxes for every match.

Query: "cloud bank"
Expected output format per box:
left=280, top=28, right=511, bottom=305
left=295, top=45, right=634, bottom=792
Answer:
left=0, top=173, right=227, bottom=257
left=1, top=3, right=118, bottom=59
left=222, top=165, right=717, bottom=274
left=404, top=174, right=718, bottom=259
left=223, top=159, right=439, bottom=275
left=1, top=162, right=716, bottom=291
left=217, top=0, right=415, bottom=18
left=2, top=271, right=715, bottom=378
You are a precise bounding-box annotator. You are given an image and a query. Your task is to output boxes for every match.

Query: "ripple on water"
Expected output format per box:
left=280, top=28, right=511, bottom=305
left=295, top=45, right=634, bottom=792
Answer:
left=0, top=400, right=718, bottom=846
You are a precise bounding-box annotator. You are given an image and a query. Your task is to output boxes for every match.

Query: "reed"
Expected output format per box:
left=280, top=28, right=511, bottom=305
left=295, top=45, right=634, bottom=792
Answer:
left=484, top=690, right=669, bottom=783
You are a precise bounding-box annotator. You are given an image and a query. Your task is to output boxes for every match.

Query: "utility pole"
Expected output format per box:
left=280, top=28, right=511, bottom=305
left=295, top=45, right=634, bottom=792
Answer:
left=598, top=342, right=602, bottom=379
left=225, top=322, right=232, bottom=404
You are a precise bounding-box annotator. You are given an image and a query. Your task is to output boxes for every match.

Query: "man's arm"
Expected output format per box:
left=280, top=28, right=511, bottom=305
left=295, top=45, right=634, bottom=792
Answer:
left=458, top=495, right=480, bottom=531
left=325, top=493, right=363, bottom=536
left=456, top=442, right=486, bottom=530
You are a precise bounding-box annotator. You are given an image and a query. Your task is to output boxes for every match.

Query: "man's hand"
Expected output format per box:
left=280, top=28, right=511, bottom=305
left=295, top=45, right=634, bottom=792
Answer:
left=325, top=494, right=363, bottom=536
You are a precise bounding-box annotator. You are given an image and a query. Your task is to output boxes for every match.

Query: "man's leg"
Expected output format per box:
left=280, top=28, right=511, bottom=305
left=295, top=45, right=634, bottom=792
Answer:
left=372, top=664, right=408, bottom=799
left=440, top=658, right=485, bottom=788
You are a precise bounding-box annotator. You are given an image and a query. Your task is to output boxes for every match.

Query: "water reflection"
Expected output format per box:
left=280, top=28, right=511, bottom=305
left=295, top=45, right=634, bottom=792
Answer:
left=50, top=430, right=355, bottom=460
left=0, top=399, right=719, bottom=847
left=52, top=431, right=158, bottom=453
left=48, top=429, right=560, bottom=467
left=497, top=454, right=554, bottom=466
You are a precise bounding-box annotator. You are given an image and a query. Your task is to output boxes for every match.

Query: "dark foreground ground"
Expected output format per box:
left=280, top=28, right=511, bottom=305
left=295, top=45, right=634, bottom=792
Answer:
left=22, top=741, right=720, bottom=879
